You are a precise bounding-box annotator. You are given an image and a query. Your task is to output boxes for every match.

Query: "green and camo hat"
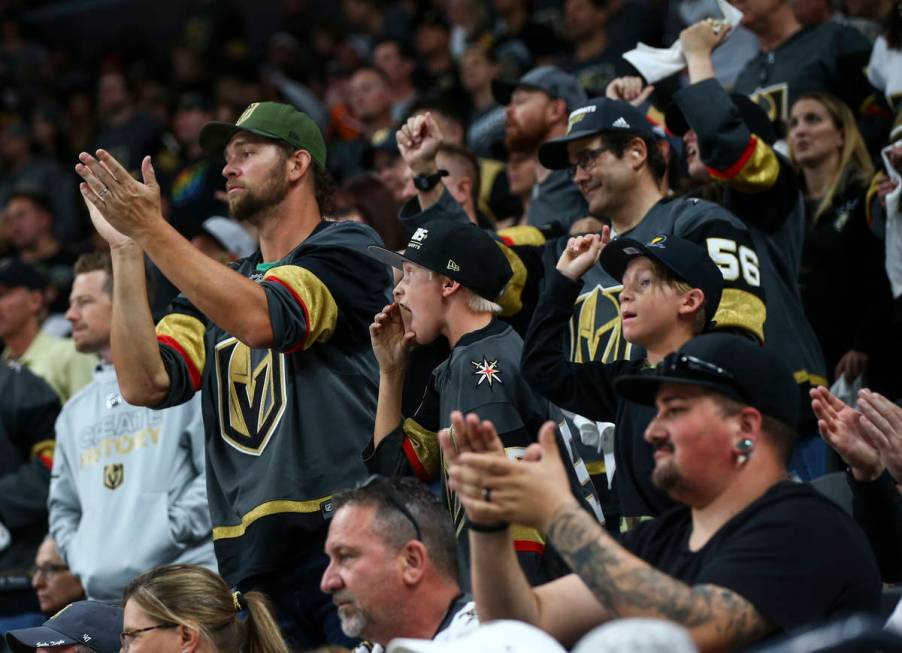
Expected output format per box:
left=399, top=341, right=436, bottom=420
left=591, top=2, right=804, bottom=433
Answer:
left=199, top=102, right=326, bottom=169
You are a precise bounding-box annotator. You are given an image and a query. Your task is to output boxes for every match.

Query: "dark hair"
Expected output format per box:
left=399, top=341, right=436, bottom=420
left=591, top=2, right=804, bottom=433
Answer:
left=885, top=0, right=902, bottom=49
left=332, top=477, right=459, bottom=582
left=74, top=251, right=113, bottom=295
left=710, top=394, right=797, bottom=464
left=406, top=97, right=468, bottom=133
left=372, top=36, right=416, bottom=62
left=338, top=174, right=405, bottom=249
left=437, top=142, right=481, bottom=209
left=601, top=132, right=667, bottom=185
left=463, top=38, right=497, bottom=64
left=276, top=141, right=336, bottom=215
left=74, top=250, right=158, bottom=302
left=313, top=165, right=337, bottom=216
left=5, top=189, right=53, bottom=216
left=351, top=64, right=392, bottom=87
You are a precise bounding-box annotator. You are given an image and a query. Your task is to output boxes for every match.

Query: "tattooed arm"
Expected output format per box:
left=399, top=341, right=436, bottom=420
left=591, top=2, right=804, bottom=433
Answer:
left=545, top=504, right=774, bottom=653
left=447, top=420, right=774, bottom=651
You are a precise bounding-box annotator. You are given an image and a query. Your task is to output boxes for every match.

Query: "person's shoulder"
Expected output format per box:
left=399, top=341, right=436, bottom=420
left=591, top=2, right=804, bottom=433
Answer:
left=657, top=196, right=744, bottom=230
left=294, top=220, right=386, bottom=257
left=802, top=20, right=871, bottom=50
left=57, top=373, right=103, bottom=417
left=734, top=480, right=861, bottom=531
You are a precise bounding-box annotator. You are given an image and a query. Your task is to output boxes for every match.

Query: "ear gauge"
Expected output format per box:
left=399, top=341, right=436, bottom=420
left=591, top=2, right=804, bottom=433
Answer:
left=736, top=438, right=754, bottom=466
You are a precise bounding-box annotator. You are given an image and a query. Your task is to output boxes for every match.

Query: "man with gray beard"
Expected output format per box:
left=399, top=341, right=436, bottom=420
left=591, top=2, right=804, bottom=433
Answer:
left=321, top=476, right=478, bottom=653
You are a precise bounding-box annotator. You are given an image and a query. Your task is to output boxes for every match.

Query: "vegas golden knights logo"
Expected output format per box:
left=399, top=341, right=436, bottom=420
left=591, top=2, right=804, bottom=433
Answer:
left=215, top=337, right=287, bottom=456
left=750, top=83, right=789, bottom=123
left=571, top=285, right=632, bottom=364
left=103, top=464, right=124, bottom=490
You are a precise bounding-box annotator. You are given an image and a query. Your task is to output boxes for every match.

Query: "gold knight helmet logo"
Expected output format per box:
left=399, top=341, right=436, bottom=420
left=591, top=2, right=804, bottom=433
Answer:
left=214, top=337, right=287, bottom=456
left=103, top=464, right=124, bottom=490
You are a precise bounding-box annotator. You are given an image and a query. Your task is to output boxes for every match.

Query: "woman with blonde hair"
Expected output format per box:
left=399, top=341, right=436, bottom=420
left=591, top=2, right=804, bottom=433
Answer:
left=788, top=92, right=896, bottom=395
left=119, top=564, right=290, bottom=653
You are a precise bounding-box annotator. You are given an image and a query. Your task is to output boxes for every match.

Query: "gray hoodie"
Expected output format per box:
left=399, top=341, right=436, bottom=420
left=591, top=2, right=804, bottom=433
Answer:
left=49, top=364, right=216, bottom=602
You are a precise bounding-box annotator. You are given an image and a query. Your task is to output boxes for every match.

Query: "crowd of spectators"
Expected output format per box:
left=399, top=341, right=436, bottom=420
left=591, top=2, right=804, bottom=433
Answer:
left=0, top=0, right=901, bottom=651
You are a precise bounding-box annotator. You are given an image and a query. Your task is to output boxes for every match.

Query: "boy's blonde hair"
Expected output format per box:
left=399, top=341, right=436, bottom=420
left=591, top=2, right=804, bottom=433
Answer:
left=648, top=260, right=708, bottom=334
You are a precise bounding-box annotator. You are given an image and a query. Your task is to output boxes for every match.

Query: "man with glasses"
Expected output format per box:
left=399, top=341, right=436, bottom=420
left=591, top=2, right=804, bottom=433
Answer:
left=6, top=599, right=122, bottom=653
left=320, top=476, right=478, bottom=653
left=441, top=333, right=881, bottom=652
left=538, top=98, right=830, bottom=481
left=31, top=536, right=84, bottom=616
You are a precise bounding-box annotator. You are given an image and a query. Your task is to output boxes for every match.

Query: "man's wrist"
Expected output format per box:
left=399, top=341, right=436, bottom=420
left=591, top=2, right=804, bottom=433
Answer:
left=379, top=366, right=407, bottom=384
left=410, top=160, right=439, bottom=176
left=541, top=496, right=581, bottom=535
left=109, top=239, right=142, bottom=256
left=850, top=464, right=885, bottom=482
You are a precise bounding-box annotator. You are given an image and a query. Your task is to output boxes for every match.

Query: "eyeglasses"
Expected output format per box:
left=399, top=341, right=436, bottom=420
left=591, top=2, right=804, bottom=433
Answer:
left=30, top=563, right=69, bottom=580
left=120, top=624, right=177, bottom=650
left=567, top=146, right=611, bottom=180
left=358, top=475, right=422, bottom=542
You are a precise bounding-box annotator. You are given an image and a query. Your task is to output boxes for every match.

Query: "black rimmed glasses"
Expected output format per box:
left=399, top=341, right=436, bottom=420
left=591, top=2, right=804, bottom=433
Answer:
left=120, top=624, right=177, bottom=650
left=358, top=474, right=422, bottom=541
left=567, top=146, right=612, bottom=181
left=30, top=563, right=69, bottom=580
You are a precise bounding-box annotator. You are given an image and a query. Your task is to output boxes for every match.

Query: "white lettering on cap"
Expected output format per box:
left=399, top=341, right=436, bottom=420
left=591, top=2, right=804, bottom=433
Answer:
left=408, top=227, right=429, bottom=250
left=567, top=105, right=597, bottom=132
left=612, top=117, right=630, bottom=129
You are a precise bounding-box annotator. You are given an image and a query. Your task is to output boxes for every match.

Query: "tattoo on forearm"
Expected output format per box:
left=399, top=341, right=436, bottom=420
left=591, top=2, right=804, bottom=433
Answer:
left=547, top=506, right=772, bottom=647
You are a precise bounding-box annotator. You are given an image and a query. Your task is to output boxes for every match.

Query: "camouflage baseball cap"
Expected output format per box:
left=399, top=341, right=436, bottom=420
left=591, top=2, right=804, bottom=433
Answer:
left=199, top=102, right=327, bottom=169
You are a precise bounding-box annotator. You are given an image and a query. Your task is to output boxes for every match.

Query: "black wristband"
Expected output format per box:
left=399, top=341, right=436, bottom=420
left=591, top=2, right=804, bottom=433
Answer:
left=467, top=520, right=510, bottom=533
left=413, top=169, right=449, bottom=191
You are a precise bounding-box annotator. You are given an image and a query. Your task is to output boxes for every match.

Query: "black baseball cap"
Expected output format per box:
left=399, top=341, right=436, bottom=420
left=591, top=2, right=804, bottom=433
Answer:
left=0, top=258, right=48, bottom=290
left=665, top=94, right=777, bottom=145
left=361, top=128, right=400, bottom=169
left=367, top=221, right=512, bottom=302
left=199, top=101, right=327, bottom=169
left=6, top=600, right=123, bottom=653
left=539, top=98, right=658, bottom=170
left=600, top=234, right=723, bottom=328
left=614, top=333, right=800, bottom=429
left=492, top=66, right=588, bottom=113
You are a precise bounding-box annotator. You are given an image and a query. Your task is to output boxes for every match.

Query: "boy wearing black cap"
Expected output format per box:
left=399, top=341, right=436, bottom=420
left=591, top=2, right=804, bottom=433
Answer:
left=523, top=231, right=723, bottom=526
left=538, top=97, right=829, bottom=480
left=366, top=220, right=602, bottom=587
left=447, top=333, right=881, bottom=652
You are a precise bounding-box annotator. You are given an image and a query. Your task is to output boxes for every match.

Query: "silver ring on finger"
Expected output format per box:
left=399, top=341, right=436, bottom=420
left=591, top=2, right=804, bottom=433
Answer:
left=712, top=25, right=722, bottom=34
left=98, top=187, right=111, bottom=200
left=482, top=487, right=492, bottom=502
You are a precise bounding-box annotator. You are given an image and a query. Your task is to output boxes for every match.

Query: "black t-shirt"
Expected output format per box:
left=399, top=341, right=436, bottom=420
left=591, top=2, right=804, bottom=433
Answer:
left=620, top=481, right=882, bottom=632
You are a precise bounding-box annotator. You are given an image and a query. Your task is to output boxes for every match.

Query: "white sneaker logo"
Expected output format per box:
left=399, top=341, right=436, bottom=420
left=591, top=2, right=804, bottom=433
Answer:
left=612, top=117, right=630, bottom=129
left=447, top=260, right=460, bottom=272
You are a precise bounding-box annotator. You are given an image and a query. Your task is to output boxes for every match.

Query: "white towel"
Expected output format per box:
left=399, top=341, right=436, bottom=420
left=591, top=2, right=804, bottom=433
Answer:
left=622, top=0, right=744, bottom=84
left=880, top=143, right=902, bottom=297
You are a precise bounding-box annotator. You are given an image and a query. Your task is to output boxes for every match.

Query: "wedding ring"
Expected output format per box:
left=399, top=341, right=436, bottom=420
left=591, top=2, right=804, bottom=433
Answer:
left=482, top=487, right=492, bottom=502
left=712, top=25, right=722, bottom=34
left=98, top=187, right=111, bottom=200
